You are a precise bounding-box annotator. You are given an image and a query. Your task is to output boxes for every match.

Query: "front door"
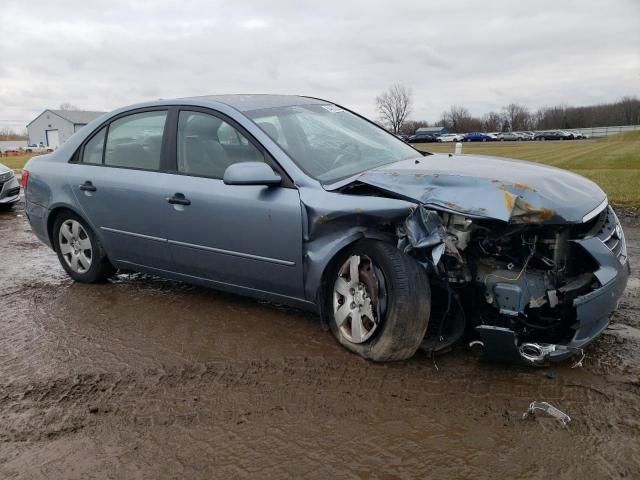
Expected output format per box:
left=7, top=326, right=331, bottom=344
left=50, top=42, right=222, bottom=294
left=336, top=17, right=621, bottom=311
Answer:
left=165, top=109, right=304, bottom=300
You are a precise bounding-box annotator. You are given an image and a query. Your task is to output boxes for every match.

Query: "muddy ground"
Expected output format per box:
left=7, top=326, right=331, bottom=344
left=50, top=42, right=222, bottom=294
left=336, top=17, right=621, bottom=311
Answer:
left=1, top=203, right=639, bottom=480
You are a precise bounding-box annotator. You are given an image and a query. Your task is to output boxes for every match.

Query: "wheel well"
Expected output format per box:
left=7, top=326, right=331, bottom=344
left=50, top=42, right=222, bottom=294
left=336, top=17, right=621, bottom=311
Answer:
left=316, top=234, right=394, bottom=328
left=46, top=207, right=76, bottom=247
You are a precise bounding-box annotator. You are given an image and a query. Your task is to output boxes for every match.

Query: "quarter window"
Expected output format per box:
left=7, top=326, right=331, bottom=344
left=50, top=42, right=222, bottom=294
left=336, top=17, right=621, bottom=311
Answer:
left=82, top=127, right=106, bottom=164
left=177, top=111, right=264, bottom=178
left=104, top=111, right=167, bottom=170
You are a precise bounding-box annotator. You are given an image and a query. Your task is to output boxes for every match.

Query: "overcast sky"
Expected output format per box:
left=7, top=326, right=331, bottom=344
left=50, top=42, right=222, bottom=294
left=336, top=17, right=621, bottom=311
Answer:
left=1, top=0, right=639, bottom=130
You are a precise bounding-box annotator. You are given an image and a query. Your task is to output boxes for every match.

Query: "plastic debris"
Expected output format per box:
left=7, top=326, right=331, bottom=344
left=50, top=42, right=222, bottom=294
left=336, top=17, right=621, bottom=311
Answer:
left=523, top=401, right=571, bottom=426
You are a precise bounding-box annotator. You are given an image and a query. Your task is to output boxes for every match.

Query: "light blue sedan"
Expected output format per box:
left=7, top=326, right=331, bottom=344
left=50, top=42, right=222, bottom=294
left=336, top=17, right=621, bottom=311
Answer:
left=22, top=95, right=629, bottom=365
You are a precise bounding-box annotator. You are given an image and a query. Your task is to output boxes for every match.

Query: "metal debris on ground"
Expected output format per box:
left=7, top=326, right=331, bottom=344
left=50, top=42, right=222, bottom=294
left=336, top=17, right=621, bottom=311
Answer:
left=571, top=350, right=585, bottom=368
left=523, top=401, right=572, bottom=426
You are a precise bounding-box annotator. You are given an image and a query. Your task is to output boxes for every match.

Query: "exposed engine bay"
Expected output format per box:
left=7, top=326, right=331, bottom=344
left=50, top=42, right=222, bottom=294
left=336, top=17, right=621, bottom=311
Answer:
left=306, top=153, right=629, bottom=366
left=396, top=203, right=629, bottom=366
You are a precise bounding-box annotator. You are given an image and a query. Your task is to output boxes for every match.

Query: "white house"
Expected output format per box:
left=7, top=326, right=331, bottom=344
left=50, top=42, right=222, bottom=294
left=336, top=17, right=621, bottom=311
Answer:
left=26, top=109, right=106, bottom=149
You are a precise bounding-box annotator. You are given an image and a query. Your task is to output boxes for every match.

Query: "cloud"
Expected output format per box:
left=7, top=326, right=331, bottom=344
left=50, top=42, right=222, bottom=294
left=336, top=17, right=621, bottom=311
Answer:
left=0, top=0, right=638, bottom=129
left=240, top=18, right=269, bottom=30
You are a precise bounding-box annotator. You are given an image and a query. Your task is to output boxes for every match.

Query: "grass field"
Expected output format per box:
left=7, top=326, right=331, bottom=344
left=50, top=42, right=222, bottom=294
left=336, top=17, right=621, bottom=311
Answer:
left=415, top=131, right=640, bottom=207
left=2, top=154, right=34, bottom=172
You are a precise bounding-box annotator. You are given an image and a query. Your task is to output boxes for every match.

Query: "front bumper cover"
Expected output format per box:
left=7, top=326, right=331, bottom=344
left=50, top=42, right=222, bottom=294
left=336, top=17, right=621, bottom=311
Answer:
left=0, top=174, right=20, bottom=204
left=476, top=234, right=630, bottom=366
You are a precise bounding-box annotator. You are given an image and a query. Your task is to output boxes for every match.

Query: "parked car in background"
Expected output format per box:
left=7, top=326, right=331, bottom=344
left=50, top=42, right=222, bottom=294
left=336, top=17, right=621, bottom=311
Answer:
left=26, top=146, right=54, bottom=154
left=21, top=94, right=629, bottom=366
left=517, top=131, right=535, bottom=141
left=408, top=133, right=438, bottom=143
left=534, top=130, right=568, bottom=141
left=463, top=132, right=494, bottom=142
left=564, top=130, right=588, bottom=140
left=497, top=132, right=523, bottom=141
left=436, top=133, right=464, bottom=143
left=567, top=131, right=583, bottom=139
left=0, top=163, right=20, bottom=210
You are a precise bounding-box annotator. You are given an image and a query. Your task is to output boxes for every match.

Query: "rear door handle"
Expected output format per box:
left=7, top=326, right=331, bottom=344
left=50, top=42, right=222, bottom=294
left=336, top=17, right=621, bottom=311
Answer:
left=79, top=181, right=96, bottom=192
left=166, top=193, right=191, bottom=206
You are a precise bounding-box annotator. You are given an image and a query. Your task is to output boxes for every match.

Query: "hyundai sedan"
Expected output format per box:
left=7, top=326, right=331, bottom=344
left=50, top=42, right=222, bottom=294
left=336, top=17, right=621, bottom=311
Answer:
left=22, top=95, right=629, bottom=365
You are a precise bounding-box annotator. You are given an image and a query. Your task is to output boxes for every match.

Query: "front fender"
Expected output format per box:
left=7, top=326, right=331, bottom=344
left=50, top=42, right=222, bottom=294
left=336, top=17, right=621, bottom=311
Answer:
left=303, top=228, right=393, bottom=304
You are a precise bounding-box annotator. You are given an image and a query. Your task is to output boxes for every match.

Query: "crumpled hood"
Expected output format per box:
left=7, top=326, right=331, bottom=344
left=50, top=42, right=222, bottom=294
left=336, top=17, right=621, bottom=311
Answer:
left=352, top=154, right=606, bottom=223
left=0, top=163, right=11, bottom=175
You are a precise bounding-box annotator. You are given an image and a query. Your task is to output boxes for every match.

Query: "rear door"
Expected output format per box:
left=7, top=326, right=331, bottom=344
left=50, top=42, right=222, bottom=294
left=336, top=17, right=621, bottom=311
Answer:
left=70, top=109, right=176, bottom=271
left=164, top=108, right=304, bottom=299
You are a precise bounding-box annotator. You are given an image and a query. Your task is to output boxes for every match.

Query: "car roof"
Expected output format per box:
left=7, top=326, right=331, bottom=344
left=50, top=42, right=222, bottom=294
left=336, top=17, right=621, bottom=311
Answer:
left=182, top=94, right=330, bottom=112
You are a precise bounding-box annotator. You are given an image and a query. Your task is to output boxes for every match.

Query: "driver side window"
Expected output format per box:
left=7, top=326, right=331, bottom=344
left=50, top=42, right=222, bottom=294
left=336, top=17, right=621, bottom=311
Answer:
left=177, top=111, right=264, bottom=178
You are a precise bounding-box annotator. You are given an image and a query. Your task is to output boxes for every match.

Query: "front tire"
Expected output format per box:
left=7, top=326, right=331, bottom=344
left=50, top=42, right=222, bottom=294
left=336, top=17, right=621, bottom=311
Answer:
left=327, top=240, right=431, bottom=362
left=53, top=211, right=114, bottom=283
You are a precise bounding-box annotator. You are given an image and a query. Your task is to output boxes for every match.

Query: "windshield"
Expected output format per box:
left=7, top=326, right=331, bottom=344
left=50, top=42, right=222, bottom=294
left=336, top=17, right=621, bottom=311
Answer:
left=245, top=104, right=421, bottom=182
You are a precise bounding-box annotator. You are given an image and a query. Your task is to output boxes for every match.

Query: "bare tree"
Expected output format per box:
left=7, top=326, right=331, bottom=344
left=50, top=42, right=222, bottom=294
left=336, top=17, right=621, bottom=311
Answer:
left=502, top=103, right=531, bottom=131
left=617, top=96, right=640, bottom=126
left=400, top=119, right=429, bottom=136
left=482, top=112, right=503, bottom=132
left=375, top=85, right=413, bottom=134
left=440, top=105, right=481, bottom=133
left=59, top=102, right=78, bottom=110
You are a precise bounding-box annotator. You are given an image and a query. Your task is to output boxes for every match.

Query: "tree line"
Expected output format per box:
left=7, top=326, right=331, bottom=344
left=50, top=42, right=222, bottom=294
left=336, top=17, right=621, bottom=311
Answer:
left=376, top=85, right=640, bottom=134
left=0, top=127, right=27, bottom=141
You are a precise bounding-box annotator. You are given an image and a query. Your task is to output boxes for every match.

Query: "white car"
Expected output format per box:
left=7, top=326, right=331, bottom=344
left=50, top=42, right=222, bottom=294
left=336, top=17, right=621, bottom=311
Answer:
left=0, top=163, right=20, bottom=210
left=436, top=133, right=464, bottom=143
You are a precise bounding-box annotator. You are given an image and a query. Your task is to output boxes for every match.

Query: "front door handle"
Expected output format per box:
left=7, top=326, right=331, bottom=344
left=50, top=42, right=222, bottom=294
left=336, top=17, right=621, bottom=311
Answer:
left=166, top=193, right=191, bottom=206
left=79, top=181, right=96, bottom=192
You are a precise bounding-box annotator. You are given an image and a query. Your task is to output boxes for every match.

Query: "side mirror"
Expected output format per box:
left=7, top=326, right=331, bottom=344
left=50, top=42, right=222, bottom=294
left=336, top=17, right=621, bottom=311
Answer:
left=223, top=162, right=282, bottom=186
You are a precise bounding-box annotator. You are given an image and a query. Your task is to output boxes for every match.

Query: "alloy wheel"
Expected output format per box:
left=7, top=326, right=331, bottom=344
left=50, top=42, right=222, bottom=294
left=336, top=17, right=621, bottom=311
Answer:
left=58, top=219, right=92, bottom=274
left=333, top=254, right=386, bottom=344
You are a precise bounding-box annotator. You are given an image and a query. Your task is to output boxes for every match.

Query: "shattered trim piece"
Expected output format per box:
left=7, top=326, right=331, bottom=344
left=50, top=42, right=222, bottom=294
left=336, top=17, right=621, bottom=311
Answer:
left=396, top=206, right=460, bottom=264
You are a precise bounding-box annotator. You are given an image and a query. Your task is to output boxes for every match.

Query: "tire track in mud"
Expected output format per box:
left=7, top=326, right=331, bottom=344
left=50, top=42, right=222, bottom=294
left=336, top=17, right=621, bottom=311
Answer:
left=0, top=357, right=624, bottom=439
left=2, top=357, right=639, bottom=478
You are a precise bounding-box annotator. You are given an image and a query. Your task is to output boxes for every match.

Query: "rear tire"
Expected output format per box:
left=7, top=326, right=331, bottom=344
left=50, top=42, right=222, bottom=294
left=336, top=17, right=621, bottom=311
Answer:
left=53, top=211, right=115, bottom=283
left=327, top=240, right=431, bottom=362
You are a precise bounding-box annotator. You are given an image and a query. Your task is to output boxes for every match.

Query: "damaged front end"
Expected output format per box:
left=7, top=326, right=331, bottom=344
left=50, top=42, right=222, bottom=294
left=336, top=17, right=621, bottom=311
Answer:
left=397, top=204, right=630, bottom=366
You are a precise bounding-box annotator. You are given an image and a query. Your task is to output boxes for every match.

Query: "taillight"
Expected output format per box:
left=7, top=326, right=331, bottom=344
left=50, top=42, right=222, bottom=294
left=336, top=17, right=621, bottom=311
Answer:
left=21, top=169, right=29, bottom=191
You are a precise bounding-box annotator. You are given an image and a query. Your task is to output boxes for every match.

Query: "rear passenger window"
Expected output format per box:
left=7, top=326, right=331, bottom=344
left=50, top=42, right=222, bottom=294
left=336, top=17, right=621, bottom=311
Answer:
left=104, top=111, right=167, bottom=170
left=82, top=127, right=106, bottom=164
left=177, top=111, right=264, bottom=178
